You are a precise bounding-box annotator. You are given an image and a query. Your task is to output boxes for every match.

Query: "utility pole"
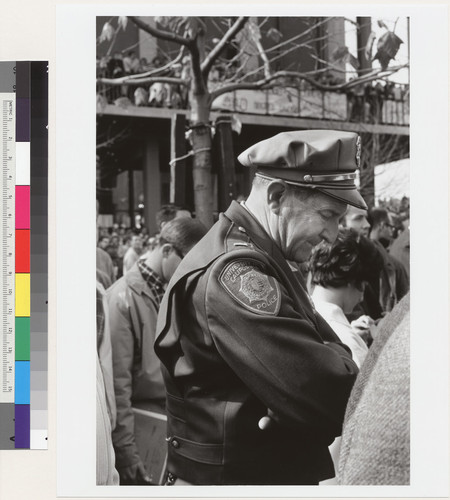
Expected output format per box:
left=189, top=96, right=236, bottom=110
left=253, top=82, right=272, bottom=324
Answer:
left=215, top=115, right=237, bottom=212
left=356, top=17, right=372, bottom=75
left=170, top=114, right=187, bottom=206
left=356, top=17, right=375, bottom=207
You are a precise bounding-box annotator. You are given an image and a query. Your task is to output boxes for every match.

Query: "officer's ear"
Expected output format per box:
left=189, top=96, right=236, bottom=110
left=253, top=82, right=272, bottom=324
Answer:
left=161, top=243, right=173, bottom=258
left=267, top=180, right=288, bottom=215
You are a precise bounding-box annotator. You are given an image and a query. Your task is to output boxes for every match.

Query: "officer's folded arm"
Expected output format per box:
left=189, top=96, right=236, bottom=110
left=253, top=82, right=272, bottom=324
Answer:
left=203, top=262, right=358, bottom=436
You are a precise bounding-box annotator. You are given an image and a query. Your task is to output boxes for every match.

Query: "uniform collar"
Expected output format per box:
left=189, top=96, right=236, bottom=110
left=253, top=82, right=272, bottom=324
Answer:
left=224, top=201, right=282, bottom=262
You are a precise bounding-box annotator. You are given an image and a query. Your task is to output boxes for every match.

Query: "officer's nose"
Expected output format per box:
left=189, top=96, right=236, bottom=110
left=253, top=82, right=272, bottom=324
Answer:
left=321, top=220, right=339, bottom=244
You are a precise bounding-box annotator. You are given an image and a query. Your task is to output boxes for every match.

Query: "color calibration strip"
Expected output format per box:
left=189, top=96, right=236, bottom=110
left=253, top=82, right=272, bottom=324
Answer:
left=0, top=62, right=48, bottom=449
left=15, top=61, right=31, bottom=449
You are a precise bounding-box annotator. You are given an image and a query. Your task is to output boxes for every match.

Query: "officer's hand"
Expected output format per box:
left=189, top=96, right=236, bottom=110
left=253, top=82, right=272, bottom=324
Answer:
left=119, top=460, right=154, bottom=485
left=258, top=408, right=277, bottom=431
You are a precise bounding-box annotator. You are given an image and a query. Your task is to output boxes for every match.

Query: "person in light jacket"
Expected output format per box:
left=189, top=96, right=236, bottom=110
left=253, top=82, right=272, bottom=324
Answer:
left=107, top=217, right=207, bottom=484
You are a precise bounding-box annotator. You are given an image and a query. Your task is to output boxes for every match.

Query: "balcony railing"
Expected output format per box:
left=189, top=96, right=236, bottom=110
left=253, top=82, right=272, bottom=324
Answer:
left=96, top=80, right=409, bottom=127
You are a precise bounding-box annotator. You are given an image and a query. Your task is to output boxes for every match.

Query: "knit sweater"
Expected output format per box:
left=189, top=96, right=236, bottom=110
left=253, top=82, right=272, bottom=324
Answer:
left=338, top=293, right=410, bottom=484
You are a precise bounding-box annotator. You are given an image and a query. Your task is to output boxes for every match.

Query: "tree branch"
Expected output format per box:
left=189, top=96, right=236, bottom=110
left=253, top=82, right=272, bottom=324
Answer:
left=309, top=53, right=351, bottom=73
left=201, top=17, right=249, bottom=77
left=97, top=123, right=132, bottom=150
left=125, top=46, right=186, bottom=80
left=209, top=78, right=281, bottom=102
left=190, top=35, right=207, bottom=95
left=128, top=16, right=192, bottom=46
left=341, top=65, right=408, bottom=89
left=96, top=132, right=130, bottom=150
left=210, top=65, right=408, bottom=100
left=223, top=30, right=333, bottom=84
left=98, top=76, right=188, bottom=87
left=224, top=51, right=254, bottom=82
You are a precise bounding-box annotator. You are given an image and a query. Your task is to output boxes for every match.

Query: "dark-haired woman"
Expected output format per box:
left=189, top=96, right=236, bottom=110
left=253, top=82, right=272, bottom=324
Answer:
left=308, top=229, right=381, bottom=368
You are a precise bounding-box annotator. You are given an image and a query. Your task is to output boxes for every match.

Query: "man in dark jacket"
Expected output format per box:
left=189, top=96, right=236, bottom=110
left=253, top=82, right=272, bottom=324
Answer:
left=342, top=205, right=408, bottom=323
left=155, top=130, right=364, bottom=485
left=368, top=207, right=409, bottom=313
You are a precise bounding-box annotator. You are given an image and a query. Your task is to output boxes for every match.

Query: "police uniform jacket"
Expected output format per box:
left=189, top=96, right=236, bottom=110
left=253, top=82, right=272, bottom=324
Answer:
left=155, top=201, right=359, bottom=485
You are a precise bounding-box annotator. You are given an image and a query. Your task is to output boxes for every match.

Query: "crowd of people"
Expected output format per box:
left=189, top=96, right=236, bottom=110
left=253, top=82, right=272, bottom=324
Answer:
left=96, top=51, right=187, bottom=108
left=96, top=130, right=410, bottom=487
left=96, top=205, right=193, bottom=288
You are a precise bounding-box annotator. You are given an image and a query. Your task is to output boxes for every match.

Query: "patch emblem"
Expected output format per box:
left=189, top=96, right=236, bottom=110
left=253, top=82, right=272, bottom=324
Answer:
left=355, top=135, right=361, bottom=168
left=240, top=270, right=274, bottom=303
left=219, top=260, right=281, bottom=316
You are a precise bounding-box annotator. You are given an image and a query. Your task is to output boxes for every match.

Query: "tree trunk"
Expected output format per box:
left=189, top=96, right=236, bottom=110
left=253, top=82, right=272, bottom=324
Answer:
left=128, top=167, right=135, bottom=227
left=190, top=93, right=214, bottom=227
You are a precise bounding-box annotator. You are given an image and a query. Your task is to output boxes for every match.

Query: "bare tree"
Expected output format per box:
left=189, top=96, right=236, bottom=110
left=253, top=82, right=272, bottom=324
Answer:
left=97, top=16, right=408, bottom=226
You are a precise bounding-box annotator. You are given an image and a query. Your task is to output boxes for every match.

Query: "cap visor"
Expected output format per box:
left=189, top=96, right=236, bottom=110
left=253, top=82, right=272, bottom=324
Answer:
left=316, top=187, right=368, bottom=210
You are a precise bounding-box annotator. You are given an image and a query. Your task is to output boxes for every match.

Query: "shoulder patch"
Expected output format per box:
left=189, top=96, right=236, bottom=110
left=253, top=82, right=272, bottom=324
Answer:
left=219, top=260, right=281, bottom=316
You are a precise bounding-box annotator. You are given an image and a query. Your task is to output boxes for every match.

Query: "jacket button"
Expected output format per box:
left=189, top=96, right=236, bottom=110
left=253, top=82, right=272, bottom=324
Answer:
left=171, top=439, right=180, bottom=449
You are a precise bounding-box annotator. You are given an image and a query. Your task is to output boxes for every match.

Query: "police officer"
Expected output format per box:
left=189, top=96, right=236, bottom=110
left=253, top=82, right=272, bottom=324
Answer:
left=155, top=130, right=366, bottom=485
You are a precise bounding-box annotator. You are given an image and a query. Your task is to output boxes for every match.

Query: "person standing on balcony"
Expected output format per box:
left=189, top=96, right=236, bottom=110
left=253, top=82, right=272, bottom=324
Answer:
left=106, top=52, right=125, bottom=101
left=123, top=50, right=140, bottom=75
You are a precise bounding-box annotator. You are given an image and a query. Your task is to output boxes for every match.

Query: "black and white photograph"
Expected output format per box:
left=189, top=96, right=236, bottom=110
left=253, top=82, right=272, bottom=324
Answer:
left=0, top=2, right=447, bottom=500
left=56, top=3, right=447, bottom=499
left=95, top=14, right=412, bottom=487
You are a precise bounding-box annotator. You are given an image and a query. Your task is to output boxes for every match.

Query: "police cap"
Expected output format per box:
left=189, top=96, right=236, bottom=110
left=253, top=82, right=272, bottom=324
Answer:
left=237, top=130, right=367, bottom=210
